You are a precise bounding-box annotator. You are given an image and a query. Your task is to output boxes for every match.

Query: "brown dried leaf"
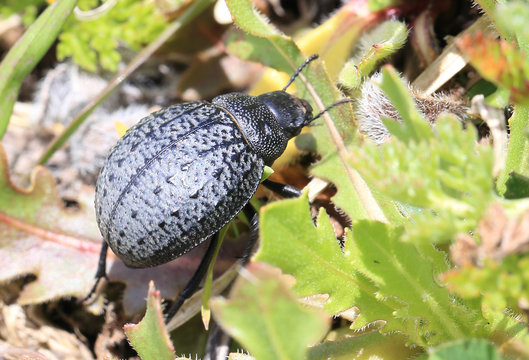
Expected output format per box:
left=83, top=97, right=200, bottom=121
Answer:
left=499, top=207, right=529, bottom=256
left=0, top=144, right=106, bottom=304
left=478, top=202, right=507, bottom=257
left=0, top=303, right=93, bottom=360
left=451, top=203, right=529, bottom=266
left=450, top=233, right=478, bottom=267
left=94, top=303, right=127, bottom=360
left=457, top=31, right=529, bottom=104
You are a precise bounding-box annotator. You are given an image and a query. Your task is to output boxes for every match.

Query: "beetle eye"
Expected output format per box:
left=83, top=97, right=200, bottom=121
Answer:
left=299, top=99, right=313, bottom=122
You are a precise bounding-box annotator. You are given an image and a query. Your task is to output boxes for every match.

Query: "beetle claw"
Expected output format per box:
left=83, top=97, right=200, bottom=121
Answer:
left=80, top=274, right=109, bottom=305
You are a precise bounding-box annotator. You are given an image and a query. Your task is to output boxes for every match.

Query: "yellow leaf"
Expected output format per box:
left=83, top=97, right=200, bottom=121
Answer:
left=114, top=120, right=129, bottom=138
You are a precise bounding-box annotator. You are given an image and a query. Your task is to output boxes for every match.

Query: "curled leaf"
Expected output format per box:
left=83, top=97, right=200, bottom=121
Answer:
left=124, top=281, right=175, bottom=360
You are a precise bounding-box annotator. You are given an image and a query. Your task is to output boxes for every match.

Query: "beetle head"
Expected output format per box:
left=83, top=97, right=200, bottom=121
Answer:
left=258, top=91, right=313, bottom=139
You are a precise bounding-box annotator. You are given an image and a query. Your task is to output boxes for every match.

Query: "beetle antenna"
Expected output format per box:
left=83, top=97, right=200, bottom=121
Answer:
left=282, top=54, right=319, bottom=92
left=312, top=99, right=356, bottom=121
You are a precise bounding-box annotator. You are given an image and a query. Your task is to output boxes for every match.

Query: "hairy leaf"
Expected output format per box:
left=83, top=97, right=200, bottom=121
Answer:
left=348, top=221, right=482, bottom=344
left=351, top=68, right=494, bottom=246
left=339, top=20, right=408, bottom=89
left=255, top=195, right=384, bottom=316
left=124, top=281, right=175, bottom=360
left=256, top=195, right=483, bottom=346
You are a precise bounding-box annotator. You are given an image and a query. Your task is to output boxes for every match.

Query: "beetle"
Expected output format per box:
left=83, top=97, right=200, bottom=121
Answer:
left=88, top=54, right=350, bottom=320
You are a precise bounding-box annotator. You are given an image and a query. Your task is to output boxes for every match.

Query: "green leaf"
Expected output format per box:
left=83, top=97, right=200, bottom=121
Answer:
left=497, top=105, right=529, bottom=196
left=210, top=263, right=329, bottom=360
left=124, top=281, right=175, bottom=360
left=225, top=0, right=301, bottom=74
left=256, top=194, right=484, bottom=346
left=466, top=79, right=497, bottom=100
left=351, top=113, right=494, bottom=245
left=0, top=0, right=78, bottom=139
left=504, top=171, right=529, bottom=199
left=310, top=153, right=388, bottom=222
left=348, top=221, right=481, bottom=344
left=339, top=20, right=408, bottom=89
left=225, top=30, right=299, bottom=77
left=308, top=331, right=423, bottom=360
left=376, top=65, right=434, bottom=143
left=57, top=0, right=168, bottom=72
left=422, top=339, right=502, bottom=360
left=255, top=194, right=385, bottom=316
left=495, top=1, right=529, bottom=52
left=227, top=0, right=280, bottom=36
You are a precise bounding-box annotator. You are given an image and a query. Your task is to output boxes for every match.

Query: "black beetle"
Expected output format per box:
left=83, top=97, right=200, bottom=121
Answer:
left=88, top=54, right=349, bottom=320
left=95, top=87, right=312, bottom=268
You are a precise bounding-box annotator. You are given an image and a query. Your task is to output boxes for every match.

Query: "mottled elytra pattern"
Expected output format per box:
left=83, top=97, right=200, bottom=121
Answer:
left=95, top=102, right=264, bottom=267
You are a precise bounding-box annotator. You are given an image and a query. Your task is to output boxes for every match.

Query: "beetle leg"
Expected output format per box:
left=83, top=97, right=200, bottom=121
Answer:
left=165, top=232, right=221, bottom=322
left=204, top=321, right=232, bottom=360
left=262, top=179, right=302, bottom=198
left=166, top=204, right=259, bottom=323
left=241, top=204, right=259, bottom=265
left=81, top=241, right=109, bottom=304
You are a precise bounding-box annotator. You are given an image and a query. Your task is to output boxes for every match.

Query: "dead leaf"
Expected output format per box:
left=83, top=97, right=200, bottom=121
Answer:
left=451, top=203, right=529, bottom=266
left=0, top=302, right=93, bottom=360
left=0, top=144, right=105, bottom=304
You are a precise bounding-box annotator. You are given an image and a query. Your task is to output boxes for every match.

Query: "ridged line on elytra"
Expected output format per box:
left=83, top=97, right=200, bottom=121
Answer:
left=98, top=102, right=206, bottom=187
left=120, top=102, right=205, bottom=142
left=107, top=103, right=216, bottom=225
left=213, top=104, right=257, bottom=154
